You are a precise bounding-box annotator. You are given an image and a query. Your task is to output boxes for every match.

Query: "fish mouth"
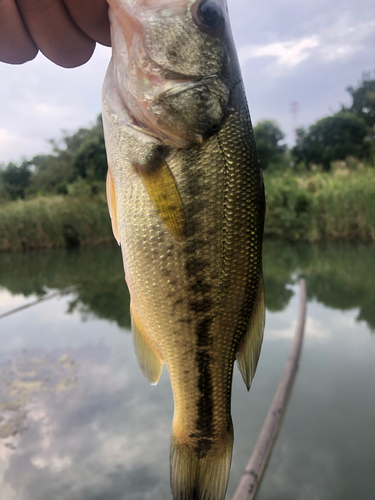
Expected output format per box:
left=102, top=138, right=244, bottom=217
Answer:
left=162, top=69, right=204, bottom=82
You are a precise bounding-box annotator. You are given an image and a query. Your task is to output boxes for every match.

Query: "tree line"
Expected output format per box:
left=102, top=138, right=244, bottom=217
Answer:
left=0, top=115, right=107, bottom=202
left=1, top=73, right=374, bottom=203
left=254, top=72, right=374, bottom=172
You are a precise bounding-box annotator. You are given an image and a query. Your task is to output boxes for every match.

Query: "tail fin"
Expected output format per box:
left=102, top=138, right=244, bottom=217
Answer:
left=170, top=424, right=233, bottom=500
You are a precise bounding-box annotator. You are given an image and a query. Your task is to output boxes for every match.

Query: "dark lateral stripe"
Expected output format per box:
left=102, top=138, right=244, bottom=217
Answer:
left=181, top=147, right=216, bottom=456
left=194, top=315, right=214, bottom=456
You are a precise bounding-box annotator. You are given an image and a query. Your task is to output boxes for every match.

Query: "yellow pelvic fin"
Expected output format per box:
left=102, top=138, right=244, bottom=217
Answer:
left=170, top=421, right=233, bottom=500
left=106, top=169, right=120, bottom=244
left=130, top=303, right=163, bottom=385
left=134, top=153, right=185, bottom=241
left=236, top=273, right=265, bottom=391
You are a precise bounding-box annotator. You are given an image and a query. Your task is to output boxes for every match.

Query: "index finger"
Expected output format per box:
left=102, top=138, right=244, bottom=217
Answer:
left=16, top=0, right=96, bottom=68
left=0, top=0, right=38, bottom=64
left=64, top=0, right=111, bottom=47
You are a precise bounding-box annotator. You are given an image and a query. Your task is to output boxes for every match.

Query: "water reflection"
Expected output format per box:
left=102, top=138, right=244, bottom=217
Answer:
left=0, top=351, right=77, bottom=456
left=0, top=340, right=174, bottom=500
left=0, top=246, right=131, bottom=329
left=1, top=241, right=374, bottom=332
left=0, top=242, right=374, bottom=500
left=263, top=241, right=375, bottom=332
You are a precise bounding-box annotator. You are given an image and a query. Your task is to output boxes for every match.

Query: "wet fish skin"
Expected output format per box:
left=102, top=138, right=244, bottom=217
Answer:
left=102, top=1, right=265, bottom=499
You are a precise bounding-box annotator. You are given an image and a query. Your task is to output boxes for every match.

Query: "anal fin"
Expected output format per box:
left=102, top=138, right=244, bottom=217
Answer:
left=131, top=303, right=163, bottom=385
left=236, top=272, right=265, bottom=390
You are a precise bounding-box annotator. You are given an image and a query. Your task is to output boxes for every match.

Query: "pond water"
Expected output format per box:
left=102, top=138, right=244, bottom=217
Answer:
left=0, top=241, right=374, bottom=500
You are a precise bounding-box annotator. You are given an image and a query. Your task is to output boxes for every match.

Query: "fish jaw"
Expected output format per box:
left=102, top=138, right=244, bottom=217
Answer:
left=106, top=0, right=232, bottom=148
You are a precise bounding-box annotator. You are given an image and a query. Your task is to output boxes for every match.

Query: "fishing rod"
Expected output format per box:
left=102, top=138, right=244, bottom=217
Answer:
left=232, top=278, right=307, bottom=500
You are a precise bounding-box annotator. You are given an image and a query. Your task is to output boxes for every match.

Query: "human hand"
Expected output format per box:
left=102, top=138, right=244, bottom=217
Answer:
left=0, top=0, right=111, bottom=68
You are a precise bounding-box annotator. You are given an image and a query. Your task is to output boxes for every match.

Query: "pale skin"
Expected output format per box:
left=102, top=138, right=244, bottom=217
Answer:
left=0, top=0, right=111, bottom=68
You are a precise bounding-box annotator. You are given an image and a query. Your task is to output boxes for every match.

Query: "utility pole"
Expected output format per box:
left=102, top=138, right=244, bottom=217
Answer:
left=291, top=101, right=299, bottom=141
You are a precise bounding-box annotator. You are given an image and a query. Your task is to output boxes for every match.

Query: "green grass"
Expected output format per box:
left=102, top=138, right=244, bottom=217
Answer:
left=0, top=194, right=114, bottom=252
left=264, top=167, right=375, bottom=242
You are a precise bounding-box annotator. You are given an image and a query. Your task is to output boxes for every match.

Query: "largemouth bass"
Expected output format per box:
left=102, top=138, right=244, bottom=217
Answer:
left=102, top=1, right=265, bottom=499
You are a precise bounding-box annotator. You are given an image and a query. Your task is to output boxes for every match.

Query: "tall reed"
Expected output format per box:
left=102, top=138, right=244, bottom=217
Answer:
left=0, top=195, right=114, bottom=252
left=1, top=168, right=374, bottom=252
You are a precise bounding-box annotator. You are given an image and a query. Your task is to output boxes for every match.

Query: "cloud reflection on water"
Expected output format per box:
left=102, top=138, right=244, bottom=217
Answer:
left=1, top=340, right=174, bottom=500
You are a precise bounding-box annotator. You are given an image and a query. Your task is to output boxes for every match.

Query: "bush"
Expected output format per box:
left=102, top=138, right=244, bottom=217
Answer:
left=264, top=174, right=315, bottom=240
left=264, top=167, right=375, bottom=242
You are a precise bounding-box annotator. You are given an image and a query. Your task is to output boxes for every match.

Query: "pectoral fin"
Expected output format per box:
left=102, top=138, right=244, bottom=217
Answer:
left=131, top=303, right=163, bottom=385
left=134, top=151, right=185, bottom=241
left=236, top=273, right=265, bottom=390
left=106, top=169, right=120, bottom=244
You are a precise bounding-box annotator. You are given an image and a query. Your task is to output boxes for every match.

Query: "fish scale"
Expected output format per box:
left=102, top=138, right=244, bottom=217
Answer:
left=102, top=1, right=265, bottom=499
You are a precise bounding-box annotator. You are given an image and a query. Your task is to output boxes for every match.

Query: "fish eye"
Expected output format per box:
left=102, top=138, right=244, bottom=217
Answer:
left=191, top=0, right=225, bottom=35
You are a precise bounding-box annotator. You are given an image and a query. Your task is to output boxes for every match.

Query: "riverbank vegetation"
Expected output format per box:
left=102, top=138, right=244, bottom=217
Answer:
left=1, top=73, right=374, bottom=251
left=0, top=188, right=113, bottom=252
left=264, top=167, right=375, bottom=241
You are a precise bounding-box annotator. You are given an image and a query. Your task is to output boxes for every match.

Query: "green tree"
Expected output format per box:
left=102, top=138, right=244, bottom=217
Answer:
left=0, top=161, right=31, bottom=200
left=73, top=116, right=107, bottom=181
left=26, top=154, right=73, bottom=195
left=253, top=120, right=287, bottom=170
left=292, top=112, right=369, bottom=171
left=346, top=72, right=375, bottom=139
left=24, top=115, right=107, bottom=197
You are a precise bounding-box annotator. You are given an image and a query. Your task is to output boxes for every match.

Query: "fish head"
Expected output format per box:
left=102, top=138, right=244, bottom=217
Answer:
left=107, top=0, right=240, bottom=148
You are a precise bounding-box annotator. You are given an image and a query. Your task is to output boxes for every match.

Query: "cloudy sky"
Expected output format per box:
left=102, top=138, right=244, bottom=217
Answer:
left=0, top=0, right=374, bottom=164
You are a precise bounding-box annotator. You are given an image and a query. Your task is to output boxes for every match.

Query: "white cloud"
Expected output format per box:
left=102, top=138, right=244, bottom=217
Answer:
left=238, top=17, right=375, bottom=70
left=238, top=36, right=319, bottom=68
left=318, top=17, right=375, bottom=62
left=31, top=454, right=72, bottom=472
